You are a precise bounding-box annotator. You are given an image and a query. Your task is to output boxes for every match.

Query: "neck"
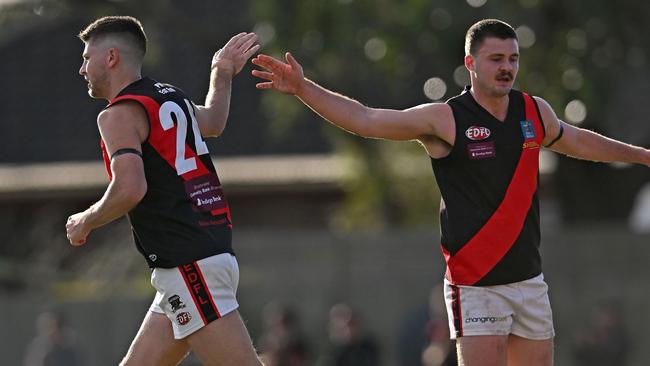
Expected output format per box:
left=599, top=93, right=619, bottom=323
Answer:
left=469, top=85, right=510, bottom=121
left=105, top=71, right=142, bottom=101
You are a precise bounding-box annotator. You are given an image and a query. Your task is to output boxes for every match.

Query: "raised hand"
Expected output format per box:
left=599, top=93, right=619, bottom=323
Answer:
left=211, top=32, right=260, bottom=76
left=251, top=52, right=305, bottom=95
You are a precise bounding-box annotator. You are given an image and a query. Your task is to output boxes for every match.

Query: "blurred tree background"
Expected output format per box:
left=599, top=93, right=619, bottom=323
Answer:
left=2, top=0, right=650, bottom=364
left=2, top=0, right=650, bottom=228
left=249, top=0, right=650, bottom=226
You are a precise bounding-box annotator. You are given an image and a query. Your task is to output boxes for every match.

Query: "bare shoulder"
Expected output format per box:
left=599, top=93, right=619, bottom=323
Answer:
left=406, top=102, right=455, bottom=143
left=98, top=101, right=147, bottom=125
left=97, top=101, right=149, bottom=142
left=532, top=96, right=563, bottom=145
left=406, top=102, right=453, bottom=115
left=532, top=96, right=559, bottom=121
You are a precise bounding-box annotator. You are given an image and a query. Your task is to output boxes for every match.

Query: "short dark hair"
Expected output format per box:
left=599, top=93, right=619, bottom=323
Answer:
left=465, top=19, right=517, bottom=56
left=78, top=16, right=147, bottom=57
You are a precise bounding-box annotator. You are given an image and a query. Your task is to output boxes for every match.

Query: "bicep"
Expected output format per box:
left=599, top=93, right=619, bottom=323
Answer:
left=534, top=96, right=563, bottom=148
left=98, top=102, right=148, bottom=155
left=98, top=105, right=147, bottom=185
left=364, top=103, right=454, bottom=142
left=535, top=97, right=579, bottom=155
left=545, top=121, right=583, bottom=156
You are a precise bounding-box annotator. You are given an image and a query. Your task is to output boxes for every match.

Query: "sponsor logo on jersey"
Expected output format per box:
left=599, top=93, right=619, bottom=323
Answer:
left=467, top=141, right=496, bottom=160
left=154, top=82, right=176, bottom=94
left=523, top=141, right=540, bottom=149
left=197, top=195, right=222, bottom=206
left=520, top=120, right=536, bottom=139
left=168, top=295, right=186, bottom=313
left=148, top=254, right=157, bottom=262
left=177, top=312, right=192, bottom=325
left=465, top=126, right=491, bottom=141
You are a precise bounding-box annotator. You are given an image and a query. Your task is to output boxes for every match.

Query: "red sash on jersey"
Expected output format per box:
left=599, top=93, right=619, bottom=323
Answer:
left=101, top=95, right=229, bottom=219
left=442, top=93, right=544, bottom=285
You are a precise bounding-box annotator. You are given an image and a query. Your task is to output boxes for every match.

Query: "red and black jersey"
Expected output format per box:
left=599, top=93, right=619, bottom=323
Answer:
left=431, top=86, right=546, bottom=286
left=100, top=77, right=233, bottom=268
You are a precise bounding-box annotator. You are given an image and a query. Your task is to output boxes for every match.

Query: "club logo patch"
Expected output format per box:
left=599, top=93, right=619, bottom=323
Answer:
left=465, top=126, right=491, bottom=141
left=168, top=295, right=186, bottom=313
left=520, top=120, right=536, bottom=139
left=177, top=312, right=192, bottom=325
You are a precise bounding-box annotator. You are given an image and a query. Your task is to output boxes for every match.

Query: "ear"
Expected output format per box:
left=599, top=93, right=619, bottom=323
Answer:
left=464, top=54, right=474, bottom=72
left=107, top=48, right=120, bottom=68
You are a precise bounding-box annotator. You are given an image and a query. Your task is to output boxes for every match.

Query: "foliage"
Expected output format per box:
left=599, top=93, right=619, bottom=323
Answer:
left=251, top=0, right=650, bottom=228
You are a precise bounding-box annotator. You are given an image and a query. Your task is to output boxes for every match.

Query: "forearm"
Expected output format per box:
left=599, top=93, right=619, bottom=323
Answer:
left=199, top=67, right=234, bottom=136
left=563, top=128, right=650, bottom=165
left=296, top=79, right=372, bottom=136
left=83, top=181, right=143, bottom=231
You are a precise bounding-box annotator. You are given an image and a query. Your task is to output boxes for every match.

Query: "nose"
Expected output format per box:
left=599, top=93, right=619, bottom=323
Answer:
left=79, top=61, right=86, bottom=76
left=499, top=61, right=513, bottom=72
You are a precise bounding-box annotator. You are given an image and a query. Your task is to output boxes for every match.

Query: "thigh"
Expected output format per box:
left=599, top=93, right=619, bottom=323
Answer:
left=510, top=274, right=555, bottom=340
left=151, top=254, right=240, bottom=340
left=507, top=334, right=553, bottom=366
left=186, top=310, right=262, bottom=366
left=457, top=335, right=508, bottom=366
left=120, top=311, right=190, bottom=366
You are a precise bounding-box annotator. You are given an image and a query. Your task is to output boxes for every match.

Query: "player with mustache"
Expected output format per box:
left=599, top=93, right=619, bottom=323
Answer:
left=252, top=19, right=650, bottom=366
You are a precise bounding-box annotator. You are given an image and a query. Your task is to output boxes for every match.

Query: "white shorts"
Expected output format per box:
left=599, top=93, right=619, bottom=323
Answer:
left=444, top=273, right=554, bottom=340
left=149, top=253, right=240, bottom=339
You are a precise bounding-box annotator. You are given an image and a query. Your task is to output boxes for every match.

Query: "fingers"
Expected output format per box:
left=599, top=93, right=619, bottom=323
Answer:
left=251, top=54, right=283, bottom=70
left=66, top=231, right=86, bottom=246
left=243, top=44, right=261, bottom=60
left=255, top=81, right=274, bottom=90
left=66, top=215, right=88, bottom=246
left=223, top=32, right=247, bottom=49
left=224, top=32, right=258, bottom=55
left=251, top=69, right=273, bottom=81
left=238, top=33, right=258, bottom=52
left=70, top=237, right=87, bottom=246
left=285, top=52, right=300, bottom=69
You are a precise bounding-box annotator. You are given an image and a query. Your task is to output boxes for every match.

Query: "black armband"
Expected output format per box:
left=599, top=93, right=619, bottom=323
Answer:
left=111, top=148, right=143, bottom=160
left=544, top=123, right=564, bottom=148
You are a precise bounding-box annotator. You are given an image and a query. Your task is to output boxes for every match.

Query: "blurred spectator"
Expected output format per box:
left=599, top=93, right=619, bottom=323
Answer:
left=323, top=303, right=379, bottom=366
left=259, top=302, right=312, bottom=366
left=23, top=310, right=83, bottom=366
left=629, top=182, right=650, bottom=233
left=396, top=301, right=430, bottom=366
left=572, top=301, right=629, bottom=366
left=397, top=284, right=456, bottom=366
left=421, top=284, right=456, bottom=366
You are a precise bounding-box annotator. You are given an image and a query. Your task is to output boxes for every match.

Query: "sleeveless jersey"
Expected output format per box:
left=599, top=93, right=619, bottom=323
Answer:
left=100, top=77, right=233, bottom=268
left=431, top=87, right=545, bottom=286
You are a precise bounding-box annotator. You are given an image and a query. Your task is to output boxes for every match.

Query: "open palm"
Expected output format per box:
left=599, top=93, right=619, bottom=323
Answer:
left=212, top=32, right=260, bottom=76
left=251, top=53, right=304, bottom=95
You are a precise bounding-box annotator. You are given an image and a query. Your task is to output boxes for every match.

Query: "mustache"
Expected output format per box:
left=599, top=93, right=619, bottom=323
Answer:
left=497, top=72, right=513, bottom=80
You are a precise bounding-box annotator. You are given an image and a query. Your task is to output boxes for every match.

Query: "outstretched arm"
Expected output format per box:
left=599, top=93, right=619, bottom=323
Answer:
left=66, top=103, right=148, bottom=245
left=536, top=97, right=650, bottom=166
left=252, top=53, right=453, bottom=142
left=194, top=32, right=260, bottom=137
